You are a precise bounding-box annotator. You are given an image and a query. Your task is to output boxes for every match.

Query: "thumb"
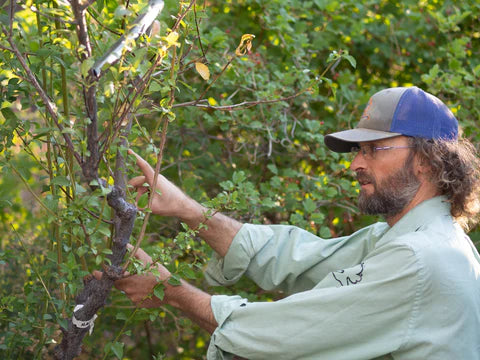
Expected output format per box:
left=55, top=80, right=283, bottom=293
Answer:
left=92, top=270, right=103, bottom=280
left=128, top=243, right=153, bottom=265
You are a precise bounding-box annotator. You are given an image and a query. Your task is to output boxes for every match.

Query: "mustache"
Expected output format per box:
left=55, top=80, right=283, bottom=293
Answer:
left=356, top=171, right=375, bottom=185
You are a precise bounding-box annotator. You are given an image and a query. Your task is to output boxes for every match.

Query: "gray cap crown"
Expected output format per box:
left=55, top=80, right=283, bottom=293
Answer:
left=324, top=87, right=458, bottom=153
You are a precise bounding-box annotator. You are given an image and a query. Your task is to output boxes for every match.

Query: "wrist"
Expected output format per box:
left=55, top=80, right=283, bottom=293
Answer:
left=162, top=279, right=187, bottom=309
left=177, top=200, right=209, bottom=226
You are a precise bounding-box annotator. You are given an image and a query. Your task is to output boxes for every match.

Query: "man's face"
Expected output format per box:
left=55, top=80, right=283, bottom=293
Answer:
left=350, top=136, right=421, bottom=218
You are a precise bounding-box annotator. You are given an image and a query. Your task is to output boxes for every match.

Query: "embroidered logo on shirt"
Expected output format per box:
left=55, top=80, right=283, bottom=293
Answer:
left=332, top=263, right=365, bottom=286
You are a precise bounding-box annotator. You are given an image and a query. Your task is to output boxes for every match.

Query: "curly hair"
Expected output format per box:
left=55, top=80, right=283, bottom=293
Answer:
left=409, top=137, right=480, bottom=230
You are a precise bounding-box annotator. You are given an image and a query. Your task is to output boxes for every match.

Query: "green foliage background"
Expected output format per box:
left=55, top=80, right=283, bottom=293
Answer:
left=0, top=0, right=479, bottom=358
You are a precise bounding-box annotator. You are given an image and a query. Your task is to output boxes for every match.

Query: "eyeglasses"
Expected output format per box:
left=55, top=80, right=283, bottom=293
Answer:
left=351, top=144, right=414, bottom=159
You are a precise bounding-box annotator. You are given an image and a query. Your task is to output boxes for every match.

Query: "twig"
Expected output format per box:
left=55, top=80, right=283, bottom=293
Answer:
left=86, top=7, right=122, bottom=36
left=174, top=89, right=310, bottom=111
left=1, top=25, right=82, bottom=165
left=29, top=5, right=76, bottom=25
left=171, top=0, right=196, bottom=31
left=193, top=0, right=206, bottom=60
left=124, top=47, right=177, bottom=271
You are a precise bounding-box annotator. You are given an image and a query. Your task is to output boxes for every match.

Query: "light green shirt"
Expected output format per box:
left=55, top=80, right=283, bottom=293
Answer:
left=205, top=196, right=480, bottom=359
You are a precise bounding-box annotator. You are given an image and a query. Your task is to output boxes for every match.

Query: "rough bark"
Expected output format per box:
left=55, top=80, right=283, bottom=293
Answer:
left=53, top=187, right=137, bottom=360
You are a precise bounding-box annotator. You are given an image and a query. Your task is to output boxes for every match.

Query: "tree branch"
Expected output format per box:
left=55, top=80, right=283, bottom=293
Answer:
left=53, top=1, right=168, bottom=357
left=1, top=25, right=82, bottom=165
left=173, top=89, right=310, bottom=111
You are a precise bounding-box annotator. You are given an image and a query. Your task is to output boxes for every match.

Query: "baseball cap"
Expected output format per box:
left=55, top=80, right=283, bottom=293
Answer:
left=324, top=86, right=458, bottom=153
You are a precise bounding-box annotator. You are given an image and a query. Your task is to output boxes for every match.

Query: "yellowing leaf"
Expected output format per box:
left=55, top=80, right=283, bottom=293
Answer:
left=195, top=62, right=210, bottom=80
left=235, top=34, right=255, bottom=56
left=164, top=31, right=179, bottom=47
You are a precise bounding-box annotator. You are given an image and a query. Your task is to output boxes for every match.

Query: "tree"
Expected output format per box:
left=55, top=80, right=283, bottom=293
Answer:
left=1, top=0, right=478, bottom=358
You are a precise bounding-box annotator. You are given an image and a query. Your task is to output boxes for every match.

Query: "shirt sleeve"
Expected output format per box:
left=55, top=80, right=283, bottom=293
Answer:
left=205, top=223, right=389, bottom=293
left=207, top=242, right=420, bottom=360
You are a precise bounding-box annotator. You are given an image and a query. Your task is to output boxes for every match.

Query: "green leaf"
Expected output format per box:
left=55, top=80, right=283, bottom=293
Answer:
left=111, top=341, right=124, bottom=359
left=51, top=176, right=71, bottom=187
left=181, top=266, right=197, bottom=280
left=115, top=312, right=128, bottom=321
left=138, top=192, right=149, bottom=208
left=1, top=107, right=19, bottom=124
left=267, top=164, right=278, bottom=175
left=149, top=81, right=163, bottom=92
left=325, top=187, right=337, bottom=198
left=342, top=54, right=356, bottom=69
left=80, top=58, right=95, bottom=77
left=76, top=246, right=88, bottom=257
left=232, top=171, right=246, bottom=184
left=303, top=198, right=316, bottom=213
left=168, top=275, right=182, bottom=286
left=153, top=284, right=165, bottom=300
left=320, top=226, right=331, bottom=238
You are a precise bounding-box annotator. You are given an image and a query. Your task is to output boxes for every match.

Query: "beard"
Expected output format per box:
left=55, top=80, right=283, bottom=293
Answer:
left=356, top=156, right=420, bottom=218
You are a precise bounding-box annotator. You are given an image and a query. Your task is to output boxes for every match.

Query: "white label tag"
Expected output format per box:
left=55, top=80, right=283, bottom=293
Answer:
left=72, top=304, right=98, bottom=335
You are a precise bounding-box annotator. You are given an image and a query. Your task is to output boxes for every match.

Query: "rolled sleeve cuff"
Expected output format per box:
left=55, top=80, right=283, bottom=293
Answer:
left=205, top=224, right=272, bottom=286
left=207, top=295, right=248, bottom=360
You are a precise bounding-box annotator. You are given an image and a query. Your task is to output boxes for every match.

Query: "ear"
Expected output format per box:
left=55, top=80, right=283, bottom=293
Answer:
left=413, top=154, right=432, bottom=180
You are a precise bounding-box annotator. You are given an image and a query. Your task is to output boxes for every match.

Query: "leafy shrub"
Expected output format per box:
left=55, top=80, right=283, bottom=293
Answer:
left=0, top=0, right=478, bottom=358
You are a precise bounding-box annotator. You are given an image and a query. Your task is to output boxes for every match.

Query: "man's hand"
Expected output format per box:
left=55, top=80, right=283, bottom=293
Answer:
left=128, top=149, right=242, bottom=257
left=93, top=244, right=171, bottom=308
left=128, top=149, right=201, bottom=218
left=94, top=245, right=219, bottom=333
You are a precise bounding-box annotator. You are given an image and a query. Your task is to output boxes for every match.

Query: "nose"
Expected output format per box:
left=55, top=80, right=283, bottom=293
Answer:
left=350, top=151, right=367, bottom=172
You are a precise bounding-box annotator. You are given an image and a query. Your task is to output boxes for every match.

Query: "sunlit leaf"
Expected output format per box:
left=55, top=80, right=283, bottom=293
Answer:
left=164, top=31, right=180, bottom=47
left=195, top=62, right=210, bottom=80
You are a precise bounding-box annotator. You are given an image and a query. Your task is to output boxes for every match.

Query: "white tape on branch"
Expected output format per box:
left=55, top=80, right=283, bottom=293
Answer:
left=72, top=305, right=98, bottom=335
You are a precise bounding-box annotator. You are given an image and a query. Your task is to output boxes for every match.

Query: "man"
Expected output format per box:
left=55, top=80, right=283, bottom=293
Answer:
left=96, top=86, right=480, bottom=359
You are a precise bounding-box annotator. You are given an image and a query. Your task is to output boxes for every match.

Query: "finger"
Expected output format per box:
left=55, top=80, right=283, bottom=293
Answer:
left=114, top=277, right=131, bottom=292
left=128, top=149, right=155, bottom=184
left=128, top=175, right=148, bottom=188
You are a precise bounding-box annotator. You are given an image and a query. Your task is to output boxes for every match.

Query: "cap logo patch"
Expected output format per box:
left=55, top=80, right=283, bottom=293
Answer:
left=360, top=98, right=373, bottom=122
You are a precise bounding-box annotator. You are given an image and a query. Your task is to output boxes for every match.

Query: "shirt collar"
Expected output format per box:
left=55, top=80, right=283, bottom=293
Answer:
left=378, top=196, right=451, bottom=244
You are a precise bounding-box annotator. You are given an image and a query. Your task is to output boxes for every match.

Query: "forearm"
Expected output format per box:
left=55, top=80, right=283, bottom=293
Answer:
left=165, top=279, right=218, bottom=334
left=180, top=200, right=242, bottom=257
